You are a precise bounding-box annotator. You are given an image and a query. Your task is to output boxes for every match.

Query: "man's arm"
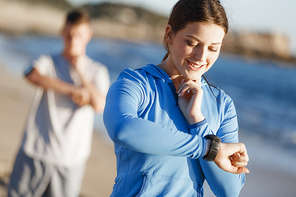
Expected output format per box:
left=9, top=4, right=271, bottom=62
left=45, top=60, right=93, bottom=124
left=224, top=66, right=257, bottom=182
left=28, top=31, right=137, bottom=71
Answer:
left=74, top=67, right=106, bottom=113
left=25, top=68, right=77, bottom=95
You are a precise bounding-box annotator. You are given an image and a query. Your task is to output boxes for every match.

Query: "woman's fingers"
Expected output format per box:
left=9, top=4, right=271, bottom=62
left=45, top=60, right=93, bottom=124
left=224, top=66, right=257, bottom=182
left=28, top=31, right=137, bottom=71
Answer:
left=177, top=79, right=202, bottom=97
left=231, top=166, right=250, bottom=174
left=230, top=152, right=249, bottom=167
left=178, top=86, right=190, bottom=97
left=177, top=78, right=205, bottom=124
left=177, top=79, right=186, bottom=94
left=214, top=143, right=250, bottom=174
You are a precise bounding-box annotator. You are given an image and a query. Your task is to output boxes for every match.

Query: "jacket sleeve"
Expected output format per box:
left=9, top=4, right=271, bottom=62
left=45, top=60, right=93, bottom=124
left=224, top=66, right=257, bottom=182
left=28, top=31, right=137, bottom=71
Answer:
left=103, top=75, right=207, bottom=159
left=189, top=96, right=245, bottom=197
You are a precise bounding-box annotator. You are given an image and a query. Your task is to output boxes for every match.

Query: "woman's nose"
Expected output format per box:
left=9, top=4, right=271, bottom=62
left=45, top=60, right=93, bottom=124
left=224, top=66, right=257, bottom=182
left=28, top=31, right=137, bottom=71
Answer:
left=194, top=46, right=207, bottom=62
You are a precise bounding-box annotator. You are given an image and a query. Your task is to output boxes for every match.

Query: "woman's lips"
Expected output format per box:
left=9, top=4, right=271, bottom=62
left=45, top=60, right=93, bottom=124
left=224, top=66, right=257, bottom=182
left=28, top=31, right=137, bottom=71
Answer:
left=186, top=60, right=206, bottom=70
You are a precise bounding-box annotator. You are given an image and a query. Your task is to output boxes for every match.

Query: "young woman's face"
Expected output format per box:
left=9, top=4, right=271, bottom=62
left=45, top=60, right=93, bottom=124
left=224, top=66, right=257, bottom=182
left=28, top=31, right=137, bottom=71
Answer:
left=166, top=22, right=225, bottom=80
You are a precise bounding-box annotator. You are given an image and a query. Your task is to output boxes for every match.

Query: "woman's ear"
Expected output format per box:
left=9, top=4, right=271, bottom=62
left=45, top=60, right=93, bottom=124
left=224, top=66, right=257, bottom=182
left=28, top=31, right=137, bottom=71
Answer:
left=165, top=24, right=174, bottom=45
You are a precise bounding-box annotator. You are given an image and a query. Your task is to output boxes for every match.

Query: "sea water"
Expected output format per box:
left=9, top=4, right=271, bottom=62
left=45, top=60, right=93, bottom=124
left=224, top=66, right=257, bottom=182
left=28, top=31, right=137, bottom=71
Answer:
left=1, top=33, right=295, bottom=148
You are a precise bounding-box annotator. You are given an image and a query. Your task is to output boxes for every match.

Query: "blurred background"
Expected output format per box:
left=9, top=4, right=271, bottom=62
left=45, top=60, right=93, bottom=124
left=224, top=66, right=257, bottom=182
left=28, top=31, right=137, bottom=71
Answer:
left=0, top=0, right=296, bottom=196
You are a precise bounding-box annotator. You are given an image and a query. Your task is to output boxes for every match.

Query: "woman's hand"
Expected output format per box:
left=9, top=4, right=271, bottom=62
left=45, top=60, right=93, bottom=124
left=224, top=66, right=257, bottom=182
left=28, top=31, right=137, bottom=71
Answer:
left=177, top=78, right=205, bottom=124
left=214, top=142, right=249, bottom=174
left=177, top=78, right=249, bottom=174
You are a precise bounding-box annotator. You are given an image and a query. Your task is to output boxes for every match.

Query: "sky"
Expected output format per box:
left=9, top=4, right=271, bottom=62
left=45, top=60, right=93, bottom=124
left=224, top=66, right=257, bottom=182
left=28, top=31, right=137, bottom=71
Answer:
left=68, top=0, right=296, bottom=55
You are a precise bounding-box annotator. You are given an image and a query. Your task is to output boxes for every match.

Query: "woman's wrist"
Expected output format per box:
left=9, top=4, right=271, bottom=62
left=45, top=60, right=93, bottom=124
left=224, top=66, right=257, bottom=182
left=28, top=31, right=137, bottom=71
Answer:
left=203, top=135, right=221, bottom=161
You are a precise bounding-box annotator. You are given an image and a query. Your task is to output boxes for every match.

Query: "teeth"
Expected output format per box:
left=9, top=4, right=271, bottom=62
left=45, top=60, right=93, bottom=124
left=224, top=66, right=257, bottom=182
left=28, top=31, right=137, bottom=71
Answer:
left=187, top=60, right=206, bottom=68
left=187, top=60, right=207, bottom=68
left=191, top=63, right=202, bottom=68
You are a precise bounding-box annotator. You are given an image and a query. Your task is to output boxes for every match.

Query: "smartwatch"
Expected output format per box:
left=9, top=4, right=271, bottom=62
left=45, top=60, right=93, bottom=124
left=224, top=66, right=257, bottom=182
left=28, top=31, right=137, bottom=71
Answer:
left=203, top=135, right=221, bottom=161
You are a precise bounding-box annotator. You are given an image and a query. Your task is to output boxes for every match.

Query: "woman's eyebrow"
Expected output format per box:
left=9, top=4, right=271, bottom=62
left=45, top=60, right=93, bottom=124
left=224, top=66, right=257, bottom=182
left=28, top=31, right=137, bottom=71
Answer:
left=185, top=34, right=222, bottom=45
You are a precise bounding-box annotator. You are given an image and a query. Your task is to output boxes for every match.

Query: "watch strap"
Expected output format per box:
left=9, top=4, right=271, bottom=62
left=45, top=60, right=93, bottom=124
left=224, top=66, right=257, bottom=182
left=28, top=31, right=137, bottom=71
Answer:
left=203, top=135, right=221, bottom=161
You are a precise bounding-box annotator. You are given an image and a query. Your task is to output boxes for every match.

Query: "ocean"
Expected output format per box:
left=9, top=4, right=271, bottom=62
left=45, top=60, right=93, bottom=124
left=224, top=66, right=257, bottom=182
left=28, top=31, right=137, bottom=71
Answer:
left=1, top=33, right=296, bottom=149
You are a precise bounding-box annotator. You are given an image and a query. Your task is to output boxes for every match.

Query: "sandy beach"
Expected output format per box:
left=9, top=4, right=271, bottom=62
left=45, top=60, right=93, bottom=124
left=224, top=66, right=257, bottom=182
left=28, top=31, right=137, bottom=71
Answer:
left=1, top=65, right=296, bottom=197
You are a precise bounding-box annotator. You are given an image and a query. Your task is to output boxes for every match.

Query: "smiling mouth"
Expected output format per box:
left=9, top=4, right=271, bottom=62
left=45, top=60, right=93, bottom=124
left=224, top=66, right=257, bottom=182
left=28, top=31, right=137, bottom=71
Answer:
left=186, top=60, right=207, bottom=69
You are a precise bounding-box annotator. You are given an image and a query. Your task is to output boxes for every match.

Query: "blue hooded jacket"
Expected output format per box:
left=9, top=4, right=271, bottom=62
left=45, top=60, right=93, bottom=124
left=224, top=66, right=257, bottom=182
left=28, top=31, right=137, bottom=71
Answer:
left=103, top=64, right=245, bottom=197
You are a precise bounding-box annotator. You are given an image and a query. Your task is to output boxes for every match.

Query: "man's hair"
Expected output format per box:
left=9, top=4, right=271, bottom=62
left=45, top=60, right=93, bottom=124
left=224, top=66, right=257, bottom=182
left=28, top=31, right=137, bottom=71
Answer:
left=65, top=9, right=90, bottom=25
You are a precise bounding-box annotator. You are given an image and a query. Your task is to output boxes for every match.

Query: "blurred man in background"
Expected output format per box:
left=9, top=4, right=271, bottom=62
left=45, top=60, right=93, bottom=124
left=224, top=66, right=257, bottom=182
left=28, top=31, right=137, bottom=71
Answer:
left=8, top=9, right=110, bottom=197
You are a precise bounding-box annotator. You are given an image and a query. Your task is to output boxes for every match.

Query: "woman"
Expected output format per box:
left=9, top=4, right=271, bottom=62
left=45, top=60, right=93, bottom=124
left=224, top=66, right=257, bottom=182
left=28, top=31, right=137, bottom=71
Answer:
left=104, top=0, right=249, bottom=196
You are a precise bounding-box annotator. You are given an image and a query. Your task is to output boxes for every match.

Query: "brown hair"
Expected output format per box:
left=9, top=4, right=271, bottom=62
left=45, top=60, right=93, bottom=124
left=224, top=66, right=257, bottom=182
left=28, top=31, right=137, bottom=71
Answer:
left=163, top=0, right=228, bottom=98
left=65, top=9, right=90, bottom=25
left=163, top=0, right=228, bottom=61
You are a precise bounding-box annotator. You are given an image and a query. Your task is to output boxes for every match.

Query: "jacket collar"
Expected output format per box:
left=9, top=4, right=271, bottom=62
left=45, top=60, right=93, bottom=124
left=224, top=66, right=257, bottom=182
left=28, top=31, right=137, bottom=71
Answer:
left=139, top=64, right=207, bottom=86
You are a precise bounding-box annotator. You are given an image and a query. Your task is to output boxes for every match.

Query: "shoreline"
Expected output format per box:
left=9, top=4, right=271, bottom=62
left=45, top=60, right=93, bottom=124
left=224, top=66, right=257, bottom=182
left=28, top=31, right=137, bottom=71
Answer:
left=0, top=0, right=296, bottom=65
left=1, top=32, right=295, bottom=72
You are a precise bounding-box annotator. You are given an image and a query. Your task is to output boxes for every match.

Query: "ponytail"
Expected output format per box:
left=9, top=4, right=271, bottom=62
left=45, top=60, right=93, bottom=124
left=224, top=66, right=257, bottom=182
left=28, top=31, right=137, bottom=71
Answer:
left=162, top=52, right=169, bottom=62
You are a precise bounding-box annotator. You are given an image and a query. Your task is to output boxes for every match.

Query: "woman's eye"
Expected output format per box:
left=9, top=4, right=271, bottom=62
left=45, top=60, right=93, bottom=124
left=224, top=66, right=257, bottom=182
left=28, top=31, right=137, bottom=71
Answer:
left=186, top=41, right=196, bottom=47
left=209, top=48, right=218, bottom=52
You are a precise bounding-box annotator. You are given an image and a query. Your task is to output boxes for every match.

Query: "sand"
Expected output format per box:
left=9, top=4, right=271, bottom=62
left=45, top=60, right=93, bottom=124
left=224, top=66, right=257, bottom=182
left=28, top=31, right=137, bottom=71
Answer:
left=1, top=66, right=296, bottom=197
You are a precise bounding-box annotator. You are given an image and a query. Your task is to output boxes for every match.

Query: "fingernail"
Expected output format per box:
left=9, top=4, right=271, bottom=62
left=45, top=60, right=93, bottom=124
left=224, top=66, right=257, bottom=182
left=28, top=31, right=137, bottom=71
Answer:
left=178, top=93, right=181, bottom=97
